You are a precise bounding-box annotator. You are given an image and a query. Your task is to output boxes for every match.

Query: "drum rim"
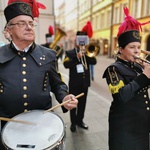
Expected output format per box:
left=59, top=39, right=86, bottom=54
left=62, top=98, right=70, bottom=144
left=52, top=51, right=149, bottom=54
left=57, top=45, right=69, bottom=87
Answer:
left=1, top=109, right=66, bottom=150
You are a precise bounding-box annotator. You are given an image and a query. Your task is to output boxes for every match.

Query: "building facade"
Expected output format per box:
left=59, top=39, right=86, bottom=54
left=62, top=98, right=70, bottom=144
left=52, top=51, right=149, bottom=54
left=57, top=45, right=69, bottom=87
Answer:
left=55, top=0, right=150, bottom=58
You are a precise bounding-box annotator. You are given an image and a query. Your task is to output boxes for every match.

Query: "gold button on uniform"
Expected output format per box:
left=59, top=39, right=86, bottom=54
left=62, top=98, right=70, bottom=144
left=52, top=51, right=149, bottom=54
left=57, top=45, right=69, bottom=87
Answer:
left=23, top=78, right=27, bottom=82
left=23, top=86, right=27, bottom=90
left=23, top=57, right=26, bottom=61
left=147, top=107, right=150, bottom=110
left=23, top=94, right=27, bottom=98
left=24, top=102, right=28, bottom=106
left=22, top=64, right=26, bottom=67
left=24, top=109, right=28, bottom=112
left=144, top=95, right=147, bottom=98
left=22, top=71, right=26, bottom=75
left=145, top=101, right=148, bottom=104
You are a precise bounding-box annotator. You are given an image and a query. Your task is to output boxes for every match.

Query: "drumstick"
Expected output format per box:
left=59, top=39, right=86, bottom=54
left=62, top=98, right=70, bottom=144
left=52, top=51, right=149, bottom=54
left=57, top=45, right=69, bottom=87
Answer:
left=0, top=117, right=36, bottom=125
left=44, top=93, right=84, bottom=113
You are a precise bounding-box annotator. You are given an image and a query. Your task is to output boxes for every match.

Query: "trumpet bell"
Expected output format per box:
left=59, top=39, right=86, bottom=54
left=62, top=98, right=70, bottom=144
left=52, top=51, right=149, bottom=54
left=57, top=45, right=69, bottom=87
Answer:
left=86, top=43, right=100, bottom=57
left=49, top=28, right=66, bottom=57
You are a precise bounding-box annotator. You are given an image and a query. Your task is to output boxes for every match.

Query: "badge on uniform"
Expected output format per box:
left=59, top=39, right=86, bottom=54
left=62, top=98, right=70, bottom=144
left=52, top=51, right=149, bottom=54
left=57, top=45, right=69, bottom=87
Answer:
left=76, top=64, right=84, bottom=73
left=108, top=67, right=124, bottom=94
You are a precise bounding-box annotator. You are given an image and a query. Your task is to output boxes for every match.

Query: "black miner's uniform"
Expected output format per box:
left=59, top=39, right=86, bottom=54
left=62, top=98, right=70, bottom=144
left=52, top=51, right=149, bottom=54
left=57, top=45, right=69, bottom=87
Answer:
left=103, top=57, right=150, bottom=150
left=0, top=43, right=68, bottom=127
left=63, top=48, right=96, bottom=125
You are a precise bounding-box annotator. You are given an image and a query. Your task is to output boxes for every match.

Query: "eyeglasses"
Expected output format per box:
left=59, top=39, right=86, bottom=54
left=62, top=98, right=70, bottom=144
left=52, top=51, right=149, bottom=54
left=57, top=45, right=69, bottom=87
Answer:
left=9, top=21, right=37, bottom=28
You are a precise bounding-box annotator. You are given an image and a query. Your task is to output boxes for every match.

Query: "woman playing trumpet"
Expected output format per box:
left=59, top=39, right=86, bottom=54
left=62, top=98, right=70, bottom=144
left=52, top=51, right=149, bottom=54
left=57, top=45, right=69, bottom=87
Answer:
left=103, top=7, right=150, bottom=150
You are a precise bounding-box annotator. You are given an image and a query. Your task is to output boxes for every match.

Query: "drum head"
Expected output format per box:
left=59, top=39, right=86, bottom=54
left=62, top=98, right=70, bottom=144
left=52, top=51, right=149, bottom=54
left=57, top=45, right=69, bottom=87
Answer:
left=2, top=110, right=65, bottom=150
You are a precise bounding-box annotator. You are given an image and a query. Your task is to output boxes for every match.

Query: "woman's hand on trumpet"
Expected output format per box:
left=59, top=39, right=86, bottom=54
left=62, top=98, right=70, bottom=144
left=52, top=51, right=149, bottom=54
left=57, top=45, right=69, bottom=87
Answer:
left=62, top=94, right=78, bottom=110
left=134, top=55, right=150, bottom=78
left=142, top=62, right=150, bottom=78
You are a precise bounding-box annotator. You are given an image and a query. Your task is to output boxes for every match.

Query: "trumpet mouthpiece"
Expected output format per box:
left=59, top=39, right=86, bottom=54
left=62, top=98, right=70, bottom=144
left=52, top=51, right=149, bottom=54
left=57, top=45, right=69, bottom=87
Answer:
left=134, top=55, right=140, bottom=59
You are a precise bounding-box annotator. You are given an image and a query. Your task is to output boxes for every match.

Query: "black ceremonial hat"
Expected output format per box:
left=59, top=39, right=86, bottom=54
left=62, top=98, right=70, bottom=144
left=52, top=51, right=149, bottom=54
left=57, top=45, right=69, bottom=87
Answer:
left=118, top=30, right=141, bottom=48
left=4, top=2, right=33, bottom=23
left=76, top=31, right=87, bottom=36
left=45, top=33, right=52, bottom=38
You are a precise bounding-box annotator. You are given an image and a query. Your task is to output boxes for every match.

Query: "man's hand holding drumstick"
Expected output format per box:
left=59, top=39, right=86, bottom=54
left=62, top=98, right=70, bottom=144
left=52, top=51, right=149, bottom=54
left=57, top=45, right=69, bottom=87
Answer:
left=44, top=93, right=84, bottom=113
left=62, top=94, right=79, bottom=110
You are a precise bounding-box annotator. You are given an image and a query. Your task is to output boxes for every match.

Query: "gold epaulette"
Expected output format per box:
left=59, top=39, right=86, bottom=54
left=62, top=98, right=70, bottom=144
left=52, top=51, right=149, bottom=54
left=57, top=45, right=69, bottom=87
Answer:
left=63, top=57, right=69, bottom=63
left=57, top=71, right=64, bottom=82
left=109, top=80, right=124, bottom=94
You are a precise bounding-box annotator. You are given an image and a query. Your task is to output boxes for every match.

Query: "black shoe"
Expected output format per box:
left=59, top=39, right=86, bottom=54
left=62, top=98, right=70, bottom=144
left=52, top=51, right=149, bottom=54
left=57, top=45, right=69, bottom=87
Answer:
left=70, top=124, right=76, bottom=132
left=77, top=122, right=88, bottom=130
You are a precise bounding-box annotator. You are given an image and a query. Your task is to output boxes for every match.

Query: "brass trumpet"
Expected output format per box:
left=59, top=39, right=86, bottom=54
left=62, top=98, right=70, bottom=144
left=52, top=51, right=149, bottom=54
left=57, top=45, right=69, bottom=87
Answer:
left=49, top=28, right=66, bottom=57
left=78, top=42, right=100, bottom=70
left=134, top=49, right=150, bottom=64
left=86, top=43, right=100, bottom=57
left=134, top=55, right=150, bottom=64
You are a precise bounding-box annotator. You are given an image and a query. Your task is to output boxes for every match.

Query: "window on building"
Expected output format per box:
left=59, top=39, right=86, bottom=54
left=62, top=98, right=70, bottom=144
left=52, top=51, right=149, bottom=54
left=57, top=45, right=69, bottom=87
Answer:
left=146, top=0, right=150, bottom=15
left=120, top=3, right=128, bottom=23
left=0, top=1, right=2, bottom=10
left=92, top=16, right=96, bottom=30
left=132, top=0, right=139, bottom=18
left=107, top=10, right=111, bottom=27
left=114, top=7, right=120, bottom=24
left=96, top=15, right=99, bottom=30
left=100, top=13, right=105, bottom=28
left=93, top=0, right=97, bottom=5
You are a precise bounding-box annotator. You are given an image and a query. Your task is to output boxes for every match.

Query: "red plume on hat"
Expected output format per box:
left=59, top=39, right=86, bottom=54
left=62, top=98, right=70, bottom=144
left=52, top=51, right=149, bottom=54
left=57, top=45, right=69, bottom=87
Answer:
left=117, top=7, right=150, bottom=37
left=7, top=0, right=46, bottom=18
left=48, top=25, right=54, bottom=36
left=82, top=21, right=93, bottom=38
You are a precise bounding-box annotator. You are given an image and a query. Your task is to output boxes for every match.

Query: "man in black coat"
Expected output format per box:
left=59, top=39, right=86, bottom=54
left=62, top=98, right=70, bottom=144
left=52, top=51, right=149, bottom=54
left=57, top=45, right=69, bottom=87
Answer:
left=0, top=2, right=78, bottom=149
left=63, top=30, right=97, bottom=132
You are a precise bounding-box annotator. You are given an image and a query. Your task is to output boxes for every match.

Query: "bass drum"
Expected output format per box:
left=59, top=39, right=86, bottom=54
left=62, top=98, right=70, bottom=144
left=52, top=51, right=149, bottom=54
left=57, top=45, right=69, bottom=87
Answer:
left=1, top=110, right=66, bottom=150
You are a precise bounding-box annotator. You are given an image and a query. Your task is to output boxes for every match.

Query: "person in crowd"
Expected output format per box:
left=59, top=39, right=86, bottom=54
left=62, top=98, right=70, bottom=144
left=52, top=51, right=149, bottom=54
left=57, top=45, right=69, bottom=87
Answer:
left=103, top=7, right=150, bottom=150
left=0, top=1, right=78, bottom=149
left=63, top=22, right=97, bottom=132
left=41, top=25, right=54, bottom=48
left=89, top=64, right=94, bottom=81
